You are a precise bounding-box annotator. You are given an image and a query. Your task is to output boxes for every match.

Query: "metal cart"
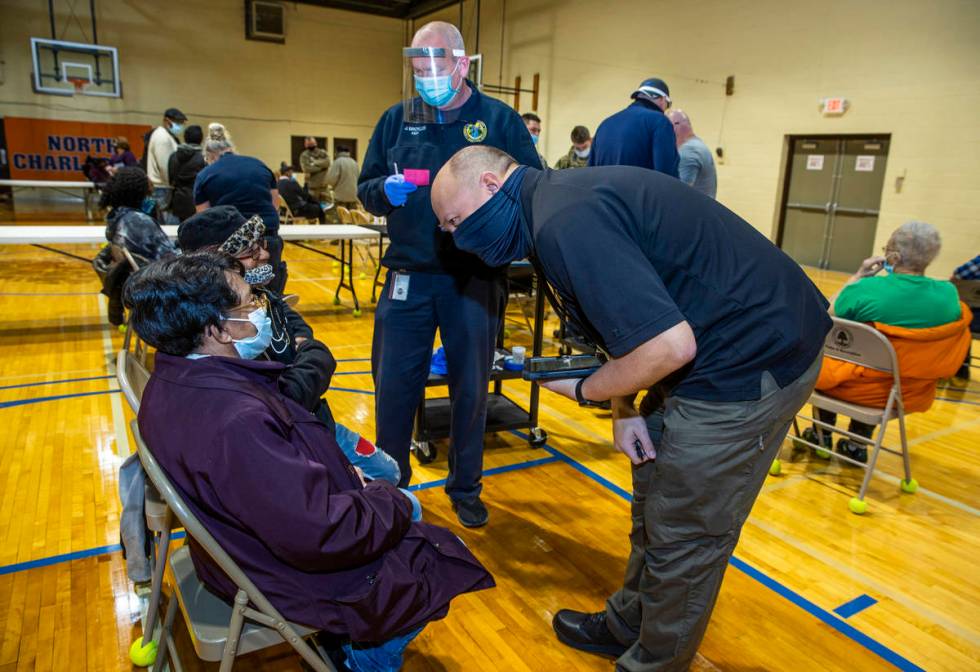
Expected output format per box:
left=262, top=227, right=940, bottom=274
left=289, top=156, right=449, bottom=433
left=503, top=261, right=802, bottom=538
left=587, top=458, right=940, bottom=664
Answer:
left=411, top=264, right=548, bottom=464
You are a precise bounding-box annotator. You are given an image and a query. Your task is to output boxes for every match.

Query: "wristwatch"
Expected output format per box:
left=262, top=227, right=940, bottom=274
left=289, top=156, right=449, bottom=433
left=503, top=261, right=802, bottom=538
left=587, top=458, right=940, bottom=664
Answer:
left=575, top=378, right=605, bottom=408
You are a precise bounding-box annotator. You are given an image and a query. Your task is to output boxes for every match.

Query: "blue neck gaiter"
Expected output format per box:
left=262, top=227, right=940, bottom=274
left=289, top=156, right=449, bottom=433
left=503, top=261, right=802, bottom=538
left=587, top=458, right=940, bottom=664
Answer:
left=452, top=166, right=531, bottom=267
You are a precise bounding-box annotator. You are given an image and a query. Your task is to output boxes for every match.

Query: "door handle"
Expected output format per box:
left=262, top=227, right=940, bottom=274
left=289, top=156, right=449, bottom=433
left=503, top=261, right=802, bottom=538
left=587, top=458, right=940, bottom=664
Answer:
left=834, top=206, right=880, bottom=216
left=786, top=202, right=830, bottom=213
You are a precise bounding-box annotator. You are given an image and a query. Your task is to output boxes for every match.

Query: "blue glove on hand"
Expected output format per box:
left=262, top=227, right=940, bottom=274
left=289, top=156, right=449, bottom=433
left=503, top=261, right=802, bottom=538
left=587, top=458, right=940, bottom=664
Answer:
left=384, top=174, right=418, bottom=207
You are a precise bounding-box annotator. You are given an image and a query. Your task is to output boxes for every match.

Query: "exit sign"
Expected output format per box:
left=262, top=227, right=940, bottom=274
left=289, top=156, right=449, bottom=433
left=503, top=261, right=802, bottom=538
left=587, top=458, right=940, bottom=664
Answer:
left=822, top=97, right=848, bottom=115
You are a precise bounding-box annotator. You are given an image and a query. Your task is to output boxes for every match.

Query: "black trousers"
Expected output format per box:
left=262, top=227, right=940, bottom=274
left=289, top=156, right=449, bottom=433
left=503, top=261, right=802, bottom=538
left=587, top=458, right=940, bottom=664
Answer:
left=371, top=270, right=505, bottom=500
left=264, top=233, right=287, bottom=295
left=813, top=407, right=875, bottom=440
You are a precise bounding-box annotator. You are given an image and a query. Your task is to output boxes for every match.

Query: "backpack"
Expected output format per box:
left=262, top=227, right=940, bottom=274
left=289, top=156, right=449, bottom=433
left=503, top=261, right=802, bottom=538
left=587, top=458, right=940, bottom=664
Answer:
left=138, top=127, right=155, bottom=171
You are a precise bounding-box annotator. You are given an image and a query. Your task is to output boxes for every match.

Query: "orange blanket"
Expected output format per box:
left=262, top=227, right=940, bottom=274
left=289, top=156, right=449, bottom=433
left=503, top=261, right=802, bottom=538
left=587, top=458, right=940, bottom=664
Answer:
left=815, top=303, right=973, bottom=413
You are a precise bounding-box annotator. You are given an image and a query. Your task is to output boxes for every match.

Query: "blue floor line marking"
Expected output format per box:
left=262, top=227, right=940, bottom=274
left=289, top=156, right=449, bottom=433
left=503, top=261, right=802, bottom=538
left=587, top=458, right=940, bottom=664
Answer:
left=513, top=431, right=923, bottom=672
left=0, top=388, right=120, bottom=409
left=0, top=531, right=188, bottom=576
left=0, top=374, right=114, bottom=392
left=328, top=386, right=375, bottom=396
left=934, top=396, right=980, bottom=407
left=834, top=594, right=879, bottom=619
left=407, top=455, right=559, bottom=492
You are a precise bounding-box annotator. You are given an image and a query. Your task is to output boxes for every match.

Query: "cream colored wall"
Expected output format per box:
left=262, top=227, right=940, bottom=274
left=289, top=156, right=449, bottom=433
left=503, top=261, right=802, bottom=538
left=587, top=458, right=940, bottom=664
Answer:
left=0, top=0, right=404, bottom=172
left=486, top=0, right=979, bottom=278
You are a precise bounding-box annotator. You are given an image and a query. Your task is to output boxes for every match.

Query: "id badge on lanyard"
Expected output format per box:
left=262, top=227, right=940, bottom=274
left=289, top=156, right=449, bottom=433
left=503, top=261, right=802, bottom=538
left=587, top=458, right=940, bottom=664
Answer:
left=390, top=271, right=410, bottom=301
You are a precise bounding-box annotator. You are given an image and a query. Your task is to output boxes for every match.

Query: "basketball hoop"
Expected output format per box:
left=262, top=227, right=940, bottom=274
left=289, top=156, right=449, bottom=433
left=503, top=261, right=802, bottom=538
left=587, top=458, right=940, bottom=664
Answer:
left=67, top=76, right=90, bottom=95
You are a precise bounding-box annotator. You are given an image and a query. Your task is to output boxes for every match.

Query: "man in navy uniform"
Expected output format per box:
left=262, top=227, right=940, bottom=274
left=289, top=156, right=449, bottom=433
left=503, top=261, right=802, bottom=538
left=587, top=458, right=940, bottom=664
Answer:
left=590, top=77, right=680, bottom=177
left=432, top=145, right=831, bottom=670
left=358, top=21, right=540, bottom=528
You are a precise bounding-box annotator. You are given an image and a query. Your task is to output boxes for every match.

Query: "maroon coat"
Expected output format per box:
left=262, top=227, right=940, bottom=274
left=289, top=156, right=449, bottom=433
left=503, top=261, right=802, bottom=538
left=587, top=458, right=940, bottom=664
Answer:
left=138, top=353, right=494, bottom=641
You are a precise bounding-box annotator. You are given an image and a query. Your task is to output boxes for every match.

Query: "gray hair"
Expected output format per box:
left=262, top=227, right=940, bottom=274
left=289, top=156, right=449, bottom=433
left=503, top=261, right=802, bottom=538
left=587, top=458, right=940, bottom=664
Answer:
left=888, top=220, right=941, bottom=272
left=204, top=122, right=235, bottom=163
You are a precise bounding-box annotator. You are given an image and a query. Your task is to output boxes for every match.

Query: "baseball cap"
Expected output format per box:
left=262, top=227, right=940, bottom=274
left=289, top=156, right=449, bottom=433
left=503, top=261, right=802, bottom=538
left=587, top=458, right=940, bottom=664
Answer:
left=632, top=78, right=671, bottom=104
left=164, top=107, right=187, bottom=122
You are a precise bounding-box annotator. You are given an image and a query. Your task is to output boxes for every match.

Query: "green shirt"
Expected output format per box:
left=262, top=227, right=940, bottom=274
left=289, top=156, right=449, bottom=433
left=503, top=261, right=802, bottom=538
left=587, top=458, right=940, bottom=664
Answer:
left=833, top=273, right=961, bottom=328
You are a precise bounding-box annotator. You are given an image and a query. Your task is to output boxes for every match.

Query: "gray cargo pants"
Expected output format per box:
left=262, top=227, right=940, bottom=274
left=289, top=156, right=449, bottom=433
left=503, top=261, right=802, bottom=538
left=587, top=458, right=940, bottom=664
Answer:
left=606, top=356, right=821, bottom=671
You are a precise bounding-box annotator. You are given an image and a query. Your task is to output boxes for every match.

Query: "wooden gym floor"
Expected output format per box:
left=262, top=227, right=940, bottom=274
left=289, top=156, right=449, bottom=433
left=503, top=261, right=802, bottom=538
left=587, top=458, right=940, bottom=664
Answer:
left=0, top=221, right=978, bottom=671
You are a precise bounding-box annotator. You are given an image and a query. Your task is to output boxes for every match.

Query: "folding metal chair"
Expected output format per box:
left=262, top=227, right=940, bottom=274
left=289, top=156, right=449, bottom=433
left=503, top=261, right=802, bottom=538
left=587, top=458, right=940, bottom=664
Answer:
left=117, top=342, right=177, bottom=667
left=954, top=279, right=980, bottom=369
left=335, top=205, right=352, bottom=224
left=771, top=317, right=919, bottom=514
left=132, top=421, right=337, bottom=672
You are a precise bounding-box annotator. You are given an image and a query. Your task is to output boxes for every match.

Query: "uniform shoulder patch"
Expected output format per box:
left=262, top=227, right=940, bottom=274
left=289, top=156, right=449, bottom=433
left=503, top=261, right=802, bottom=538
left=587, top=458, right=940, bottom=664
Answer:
left=463, top=121, right=488, bottom=143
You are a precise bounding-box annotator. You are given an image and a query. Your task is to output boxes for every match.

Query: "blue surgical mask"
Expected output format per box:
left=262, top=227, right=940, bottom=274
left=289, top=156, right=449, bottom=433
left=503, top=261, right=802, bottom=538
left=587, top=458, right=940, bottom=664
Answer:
left=415, top=63, right=461, bottom=107
left=244, top=264, right=275, bottom=286
left=140, top=196, right=156, bottom=214
left=883, top=263, right=894, bottom=274
left=227, top=307, right=273, bottom=359
left=530, top=134, right=539, bottom=146
left=574, top=146, right=590, bottom=159
left=452, top=166, right=532, bottom=267
left=170, top=123, right=183, bottom=134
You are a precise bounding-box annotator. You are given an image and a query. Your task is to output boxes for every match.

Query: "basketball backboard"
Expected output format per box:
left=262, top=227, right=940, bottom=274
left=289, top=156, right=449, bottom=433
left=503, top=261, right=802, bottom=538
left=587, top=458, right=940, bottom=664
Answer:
left=30, top=37, right=121, bottom=98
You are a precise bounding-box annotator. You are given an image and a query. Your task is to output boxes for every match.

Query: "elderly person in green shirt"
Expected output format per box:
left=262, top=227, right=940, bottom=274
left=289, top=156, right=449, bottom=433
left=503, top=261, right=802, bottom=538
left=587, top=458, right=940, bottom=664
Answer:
left=806, top=220, right=965, bottom=462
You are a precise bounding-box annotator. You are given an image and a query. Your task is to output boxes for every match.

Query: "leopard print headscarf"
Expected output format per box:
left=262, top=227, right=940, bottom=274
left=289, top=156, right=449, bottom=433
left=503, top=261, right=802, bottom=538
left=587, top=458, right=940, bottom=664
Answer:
left=218, top=214, right=266, bottom=256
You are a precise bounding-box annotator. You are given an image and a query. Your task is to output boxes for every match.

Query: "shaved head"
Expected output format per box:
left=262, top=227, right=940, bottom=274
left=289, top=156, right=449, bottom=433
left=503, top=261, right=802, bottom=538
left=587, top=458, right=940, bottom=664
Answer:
left=667, top=109, right=694, bottom=146
left=432, top=146, right=518, bottom=232
left=413, top=21, right=465, bottom=52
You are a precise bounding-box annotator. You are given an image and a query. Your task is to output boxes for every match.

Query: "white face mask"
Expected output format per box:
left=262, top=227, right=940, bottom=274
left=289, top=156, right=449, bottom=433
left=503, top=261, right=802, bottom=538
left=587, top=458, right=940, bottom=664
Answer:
left=574, top=146, right=591, bottom=159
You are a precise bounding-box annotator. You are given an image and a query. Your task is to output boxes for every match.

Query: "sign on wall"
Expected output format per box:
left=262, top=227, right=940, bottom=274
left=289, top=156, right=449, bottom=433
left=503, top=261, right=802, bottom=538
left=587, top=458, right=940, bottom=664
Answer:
left=806, top=155, right=825, bottom=171
left=4, top=116, right=151, bottom=181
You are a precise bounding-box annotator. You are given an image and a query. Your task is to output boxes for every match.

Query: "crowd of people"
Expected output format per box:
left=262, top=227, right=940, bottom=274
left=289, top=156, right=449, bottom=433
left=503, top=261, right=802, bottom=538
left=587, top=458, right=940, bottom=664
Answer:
left=103, top=19, right=974, bottom=672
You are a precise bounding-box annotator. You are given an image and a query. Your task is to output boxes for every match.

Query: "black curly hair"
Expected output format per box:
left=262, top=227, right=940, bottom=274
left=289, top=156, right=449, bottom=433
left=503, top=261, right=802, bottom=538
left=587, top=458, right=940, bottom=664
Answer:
left=99, top=166, right=150, bottom=210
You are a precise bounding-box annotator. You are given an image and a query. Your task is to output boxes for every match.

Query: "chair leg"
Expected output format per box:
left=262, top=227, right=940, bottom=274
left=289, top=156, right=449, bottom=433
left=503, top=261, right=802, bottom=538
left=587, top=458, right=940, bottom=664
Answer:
left=219, top=590, right=249, bottom=672
left=150, top=591, right=179, bottom=672
left=896, top=406, right=918, bottom=493
left=143, top=528, right=171, bottom=638
left=857, top=429, right=885, bottom=499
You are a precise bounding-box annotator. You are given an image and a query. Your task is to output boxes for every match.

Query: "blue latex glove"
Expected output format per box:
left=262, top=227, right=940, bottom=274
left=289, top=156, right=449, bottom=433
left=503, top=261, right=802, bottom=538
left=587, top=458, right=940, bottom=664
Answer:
left=384, top=174, right=418, bottom=207
left=399, top=488, right=423, bottom=521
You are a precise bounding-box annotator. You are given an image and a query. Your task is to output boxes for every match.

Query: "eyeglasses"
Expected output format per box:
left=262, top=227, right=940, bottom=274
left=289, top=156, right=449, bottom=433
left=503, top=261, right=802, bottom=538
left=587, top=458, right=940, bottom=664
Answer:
left=234, top=239, right=268, bottom=262
left=223, top=293, right=268, bottom=321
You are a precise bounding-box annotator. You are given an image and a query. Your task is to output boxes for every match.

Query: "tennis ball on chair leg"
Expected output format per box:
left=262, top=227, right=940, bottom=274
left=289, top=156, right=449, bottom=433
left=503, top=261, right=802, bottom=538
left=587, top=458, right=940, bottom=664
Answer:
left=768, top=459, right=781, bottom=476
left=848, top=497, right=868, bottom=515
left=129, top=636, right=157, bottom=666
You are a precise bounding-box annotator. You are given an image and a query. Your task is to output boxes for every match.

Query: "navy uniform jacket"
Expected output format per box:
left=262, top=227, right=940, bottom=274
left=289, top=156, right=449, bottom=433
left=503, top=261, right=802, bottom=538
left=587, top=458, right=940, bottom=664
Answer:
left=589, top=100, right=680, bottom=178
left=359, top=82, right=541, bottom=276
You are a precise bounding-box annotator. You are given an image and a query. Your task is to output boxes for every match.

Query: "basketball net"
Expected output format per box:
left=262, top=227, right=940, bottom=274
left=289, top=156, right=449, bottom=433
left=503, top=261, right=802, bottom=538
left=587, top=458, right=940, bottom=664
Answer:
left=67, top=77, right=89, bottom=95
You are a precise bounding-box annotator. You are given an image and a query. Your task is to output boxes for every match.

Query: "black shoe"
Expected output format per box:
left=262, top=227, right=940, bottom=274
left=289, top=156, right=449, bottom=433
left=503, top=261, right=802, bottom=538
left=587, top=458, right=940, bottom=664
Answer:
left=453, top=497, right=489, bottom=528
left=836, top=438, right=868, bottom=464
left=552, top=610, right=627, bottom=658
left=801, top=427, right=832, bottom=450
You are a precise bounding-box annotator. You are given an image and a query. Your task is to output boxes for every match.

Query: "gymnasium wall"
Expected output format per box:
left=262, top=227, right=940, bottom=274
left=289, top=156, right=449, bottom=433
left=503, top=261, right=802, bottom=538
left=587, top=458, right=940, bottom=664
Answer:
left=0, top=0, right=404, bottom=174
left=428, top=0, right=980, bottom=278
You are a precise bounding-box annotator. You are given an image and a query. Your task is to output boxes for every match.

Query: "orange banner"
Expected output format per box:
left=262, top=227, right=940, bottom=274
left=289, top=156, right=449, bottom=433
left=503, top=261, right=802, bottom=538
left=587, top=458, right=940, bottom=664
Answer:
left=4, top=116, right=152, bottom=181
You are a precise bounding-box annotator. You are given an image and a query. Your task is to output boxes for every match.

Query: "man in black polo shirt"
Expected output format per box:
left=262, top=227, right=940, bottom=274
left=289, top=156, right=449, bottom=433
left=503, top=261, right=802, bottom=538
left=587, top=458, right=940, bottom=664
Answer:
left=431, top=145, right=832, bottom=671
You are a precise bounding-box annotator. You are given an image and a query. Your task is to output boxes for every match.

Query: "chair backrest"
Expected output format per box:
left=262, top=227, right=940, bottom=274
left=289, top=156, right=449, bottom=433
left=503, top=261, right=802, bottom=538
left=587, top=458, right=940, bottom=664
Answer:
left=131, top=420, right=309, bottom=635
left=117, top=347, right=152, bottom=414
left=954, top=279, right=980, bottom=309
left=336, top=205, right=352, bottom=224
left=822, top=317, right=900, bottom=382
left=279, top=197, right=295, bottom=224
left=350, top=209, right=370, bottom=225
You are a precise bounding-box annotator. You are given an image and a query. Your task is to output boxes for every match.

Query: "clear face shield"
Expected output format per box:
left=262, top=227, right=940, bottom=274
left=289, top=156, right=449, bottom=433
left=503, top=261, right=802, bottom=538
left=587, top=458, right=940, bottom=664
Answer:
left=402, top=46, right=468, bottom=124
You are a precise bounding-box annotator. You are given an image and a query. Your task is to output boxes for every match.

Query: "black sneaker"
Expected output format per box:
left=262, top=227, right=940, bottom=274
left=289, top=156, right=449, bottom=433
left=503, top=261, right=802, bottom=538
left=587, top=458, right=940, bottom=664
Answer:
left=836, top=438, right=868, bottom=464
left=453, top=497, right=489, bottom=528
left=552, top=610, right=627, bottom=658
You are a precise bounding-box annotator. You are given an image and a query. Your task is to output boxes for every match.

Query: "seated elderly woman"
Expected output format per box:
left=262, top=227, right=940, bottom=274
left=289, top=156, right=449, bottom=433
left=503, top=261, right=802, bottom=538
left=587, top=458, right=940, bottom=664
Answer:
left=124, top=252, right=494, bottom=670
left=806, top=221, right=972, bottom=462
